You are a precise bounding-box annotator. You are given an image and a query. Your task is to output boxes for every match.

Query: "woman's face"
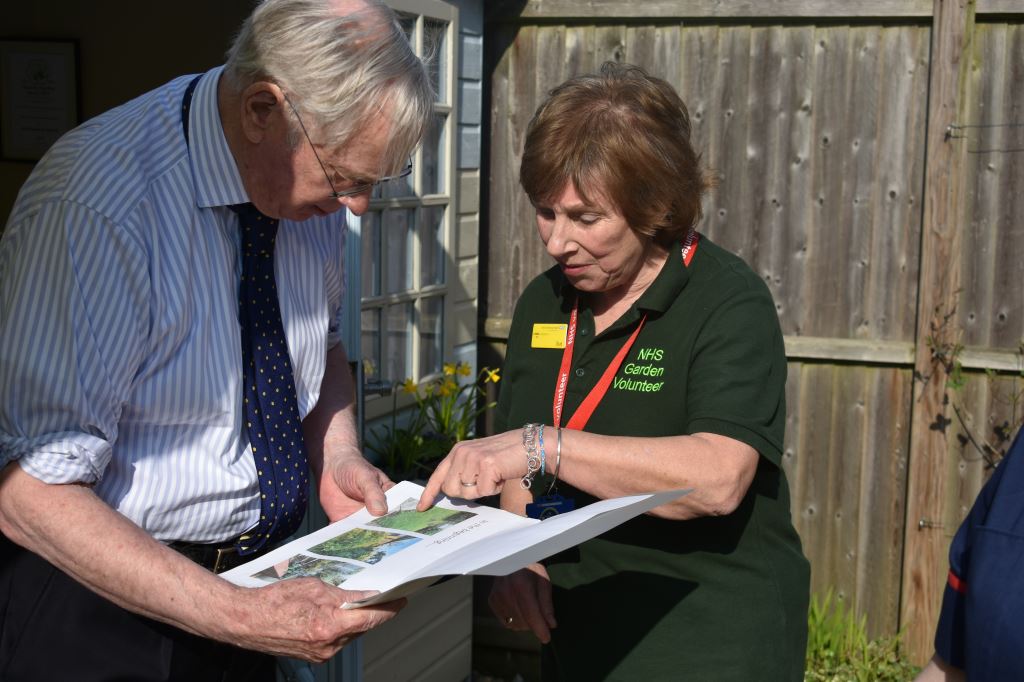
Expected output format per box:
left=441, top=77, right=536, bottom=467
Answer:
left=535, top=183, right=663, bottom=302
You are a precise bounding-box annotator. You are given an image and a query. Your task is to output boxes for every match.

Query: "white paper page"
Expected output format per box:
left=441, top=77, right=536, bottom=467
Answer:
left=221, top=481, right=691, bottom=609
left=345, top=487, right=691, bottom=606
left=220, top=481, right=534, bottom=591
left=422, top=487, right=690, bottom=578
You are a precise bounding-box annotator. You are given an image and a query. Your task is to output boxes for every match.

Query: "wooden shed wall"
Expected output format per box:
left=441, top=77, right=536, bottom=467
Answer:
left=482, top=2, right=1024, bottom=660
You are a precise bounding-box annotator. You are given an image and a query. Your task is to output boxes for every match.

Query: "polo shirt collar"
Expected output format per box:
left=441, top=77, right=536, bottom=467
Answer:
left=186, top=65, right=250, bottom=209
left=634, top=239, right=691, bottom=315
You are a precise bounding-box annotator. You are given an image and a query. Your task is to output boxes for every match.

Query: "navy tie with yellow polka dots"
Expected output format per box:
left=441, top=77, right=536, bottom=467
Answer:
left=231, top=202, right=309, bottom=555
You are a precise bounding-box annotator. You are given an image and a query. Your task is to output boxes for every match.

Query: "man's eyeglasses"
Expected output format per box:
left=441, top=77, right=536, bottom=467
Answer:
left=283, top=95, right=412, bottom=199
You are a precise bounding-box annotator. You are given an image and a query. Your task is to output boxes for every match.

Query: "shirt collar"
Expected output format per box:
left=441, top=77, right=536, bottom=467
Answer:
left=634, top=239, right=692, bottom=314
left=186, top=65, right=250, bottom=208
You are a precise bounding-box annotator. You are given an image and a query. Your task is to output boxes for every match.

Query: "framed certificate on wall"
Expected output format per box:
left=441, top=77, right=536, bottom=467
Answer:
left=1, top=40, right=79, bottom=161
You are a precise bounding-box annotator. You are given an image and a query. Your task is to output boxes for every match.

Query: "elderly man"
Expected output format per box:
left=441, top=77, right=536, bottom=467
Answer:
left=0, top=0, right=432, bottom=679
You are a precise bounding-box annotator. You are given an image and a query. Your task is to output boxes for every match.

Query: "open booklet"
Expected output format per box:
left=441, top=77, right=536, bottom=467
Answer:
left=221, top=481, right=690, bottom=608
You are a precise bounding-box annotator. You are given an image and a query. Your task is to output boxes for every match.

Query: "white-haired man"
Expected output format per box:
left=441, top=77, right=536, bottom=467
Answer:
left=0, top=0, right=432, bottom=679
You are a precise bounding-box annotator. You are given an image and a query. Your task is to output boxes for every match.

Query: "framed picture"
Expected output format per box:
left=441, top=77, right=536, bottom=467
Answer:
left=0, top=40, right=79, bottom=161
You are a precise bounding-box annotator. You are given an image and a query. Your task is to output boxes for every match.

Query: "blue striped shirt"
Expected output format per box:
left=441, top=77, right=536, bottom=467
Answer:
left=0, top=66, right=347, bottom=543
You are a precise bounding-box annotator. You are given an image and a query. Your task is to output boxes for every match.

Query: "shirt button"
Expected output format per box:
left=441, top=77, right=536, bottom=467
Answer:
left=579, top=327, right=589, bottom=336
left=574, top=368, right=585, bottom=377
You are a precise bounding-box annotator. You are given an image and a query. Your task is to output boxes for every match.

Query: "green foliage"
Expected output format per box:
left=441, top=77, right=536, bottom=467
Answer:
left=805, top=589, right=919, bottom=682
left=366, top=361, right=499, bottom=480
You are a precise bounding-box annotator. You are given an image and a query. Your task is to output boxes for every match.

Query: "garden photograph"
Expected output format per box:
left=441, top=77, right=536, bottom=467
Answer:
left=309, top=527, right=422, bottom=564
left=252, top=553, right=364, bottom=587
left=368, top=497, right=478, bottom=536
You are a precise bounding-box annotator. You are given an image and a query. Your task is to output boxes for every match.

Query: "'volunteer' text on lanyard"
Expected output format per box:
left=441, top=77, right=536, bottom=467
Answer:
left=553, top=231, right=700, bottom=431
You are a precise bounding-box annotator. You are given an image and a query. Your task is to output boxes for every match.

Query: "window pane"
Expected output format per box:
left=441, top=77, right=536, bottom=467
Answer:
left=384, top=302, right=413, bottom=381
left=422, top=113, right=446, bottom=195
left=360, top=210, right=381, bottom=297
left=425, top=19, right=448, bottom=103
left=384, top=208, right=414, bottom=294
left=361, top=308, right=381, bottom=379
left=421, top=205, right=445, bottom=287
left=375, top=162, right=414, bottom=200
left=397, top=13, right=415, bottom=42
left=419, top=296, right=443, bottom=378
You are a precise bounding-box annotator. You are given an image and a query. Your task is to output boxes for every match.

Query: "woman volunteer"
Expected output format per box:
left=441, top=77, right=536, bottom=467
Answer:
left=418, top=62, right=809, bottom=680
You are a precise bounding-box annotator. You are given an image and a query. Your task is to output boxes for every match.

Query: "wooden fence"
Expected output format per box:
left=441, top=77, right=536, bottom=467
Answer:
left=480, top=0, right=1024, bottom=663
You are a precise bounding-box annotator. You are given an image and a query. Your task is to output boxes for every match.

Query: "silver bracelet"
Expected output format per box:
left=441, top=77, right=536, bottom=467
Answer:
left=546, top=427, right=562, bottom=495
left=520, top=423, right=543, bottom=489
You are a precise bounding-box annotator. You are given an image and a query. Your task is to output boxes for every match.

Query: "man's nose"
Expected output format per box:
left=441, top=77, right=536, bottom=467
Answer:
left=339, top=191, right=371, bottom=216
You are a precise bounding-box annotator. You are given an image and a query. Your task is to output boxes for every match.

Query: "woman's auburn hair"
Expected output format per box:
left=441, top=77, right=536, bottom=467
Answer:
left=520, top=62, right=715, bottom=246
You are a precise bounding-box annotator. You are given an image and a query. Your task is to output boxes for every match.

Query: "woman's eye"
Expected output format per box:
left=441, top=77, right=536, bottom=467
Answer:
left=578, top=214, right=600, bottom=225
left=536, top=208, right=555, bottom=220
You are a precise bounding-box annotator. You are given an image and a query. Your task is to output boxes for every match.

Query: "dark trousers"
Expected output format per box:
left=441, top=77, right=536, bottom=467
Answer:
left=0, top=535, right=276, bottom=682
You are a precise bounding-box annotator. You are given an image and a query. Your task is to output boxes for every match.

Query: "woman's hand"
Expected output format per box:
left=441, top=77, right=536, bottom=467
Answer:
left=489, top=564, right=557, bottom=643
left=416, top=429, right=529, bottom=509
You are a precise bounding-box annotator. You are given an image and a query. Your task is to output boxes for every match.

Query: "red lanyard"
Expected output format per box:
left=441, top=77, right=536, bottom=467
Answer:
left=552, top=231, right=700, bottom=431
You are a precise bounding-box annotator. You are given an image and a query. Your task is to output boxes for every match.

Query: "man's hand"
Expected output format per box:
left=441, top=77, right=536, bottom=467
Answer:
left=0, top=464, right=402, bottom=664
left=229, top=578, right=405, bottom=662
left=319, top=454, right=393, bottom=521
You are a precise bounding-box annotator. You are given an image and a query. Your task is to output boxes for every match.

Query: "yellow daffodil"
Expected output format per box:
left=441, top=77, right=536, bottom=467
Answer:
left=367, top=359, right=500, bottom=480
left=437, top=378, right=457, bottom=396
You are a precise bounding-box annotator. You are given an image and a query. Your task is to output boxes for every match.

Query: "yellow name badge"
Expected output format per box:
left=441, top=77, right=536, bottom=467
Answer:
left=531, top=323, right=568, bottom=349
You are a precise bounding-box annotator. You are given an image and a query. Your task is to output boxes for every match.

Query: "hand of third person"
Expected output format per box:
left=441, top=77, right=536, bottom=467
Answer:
left=489, top=563, right=556, bottom=643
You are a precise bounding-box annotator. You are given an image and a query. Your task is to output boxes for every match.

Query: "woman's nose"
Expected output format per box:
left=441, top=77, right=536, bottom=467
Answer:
left=544, top=217, right=573, bottom=258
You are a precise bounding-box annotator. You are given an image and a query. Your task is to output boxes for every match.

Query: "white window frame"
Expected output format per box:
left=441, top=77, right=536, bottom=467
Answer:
left=352, top=0, right=458, bottom=420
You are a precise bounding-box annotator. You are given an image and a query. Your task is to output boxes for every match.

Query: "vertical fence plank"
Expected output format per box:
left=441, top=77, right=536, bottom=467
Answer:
left=780, top=26, right=816, bottom=335
left=986, top=23, right=1024, bottom=349
left=593, top=24, right=626, bottom=64
left=840, top=27, right=881, bottom=340
left=712, top=25, right=754, bottom=259
left=825, top=367, right=867, bottom=612
left=563, top=24, right=593, bottom=76
left=855, top=368, right=912, bottom=637
left=901, top=0, right=976, bottom=663
left=865, top=27, right=930, bottom=341
left=961, top=23, right=1024, bottom=350
left=653, top=23, right=683, bottom=90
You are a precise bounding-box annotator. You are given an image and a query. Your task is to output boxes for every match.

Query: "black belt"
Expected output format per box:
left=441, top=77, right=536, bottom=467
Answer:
left=168, top=537, right=271, bottom=574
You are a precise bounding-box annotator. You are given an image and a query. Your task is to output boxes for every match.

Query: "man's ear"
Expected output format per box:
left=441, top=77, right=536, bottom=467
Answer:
left=239, top=81, right=284, bottom=144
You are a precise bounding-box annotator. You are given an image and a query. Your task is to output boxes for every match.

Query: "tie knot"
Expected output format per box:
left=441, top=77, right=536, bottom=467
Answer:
left=231, top=203, right=279, bottom=257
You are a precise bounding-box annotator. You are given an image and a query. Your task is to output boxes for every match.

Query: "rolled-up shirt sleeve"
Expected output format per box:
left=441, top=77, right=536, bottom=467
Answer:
left=0, top=201, right=147, bottom=484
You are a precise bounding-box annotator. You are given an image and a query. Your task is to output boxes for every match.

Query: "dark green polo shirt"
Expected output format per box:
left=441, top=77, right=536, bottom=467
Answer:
left=496, top=236, right=809, bottom=681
